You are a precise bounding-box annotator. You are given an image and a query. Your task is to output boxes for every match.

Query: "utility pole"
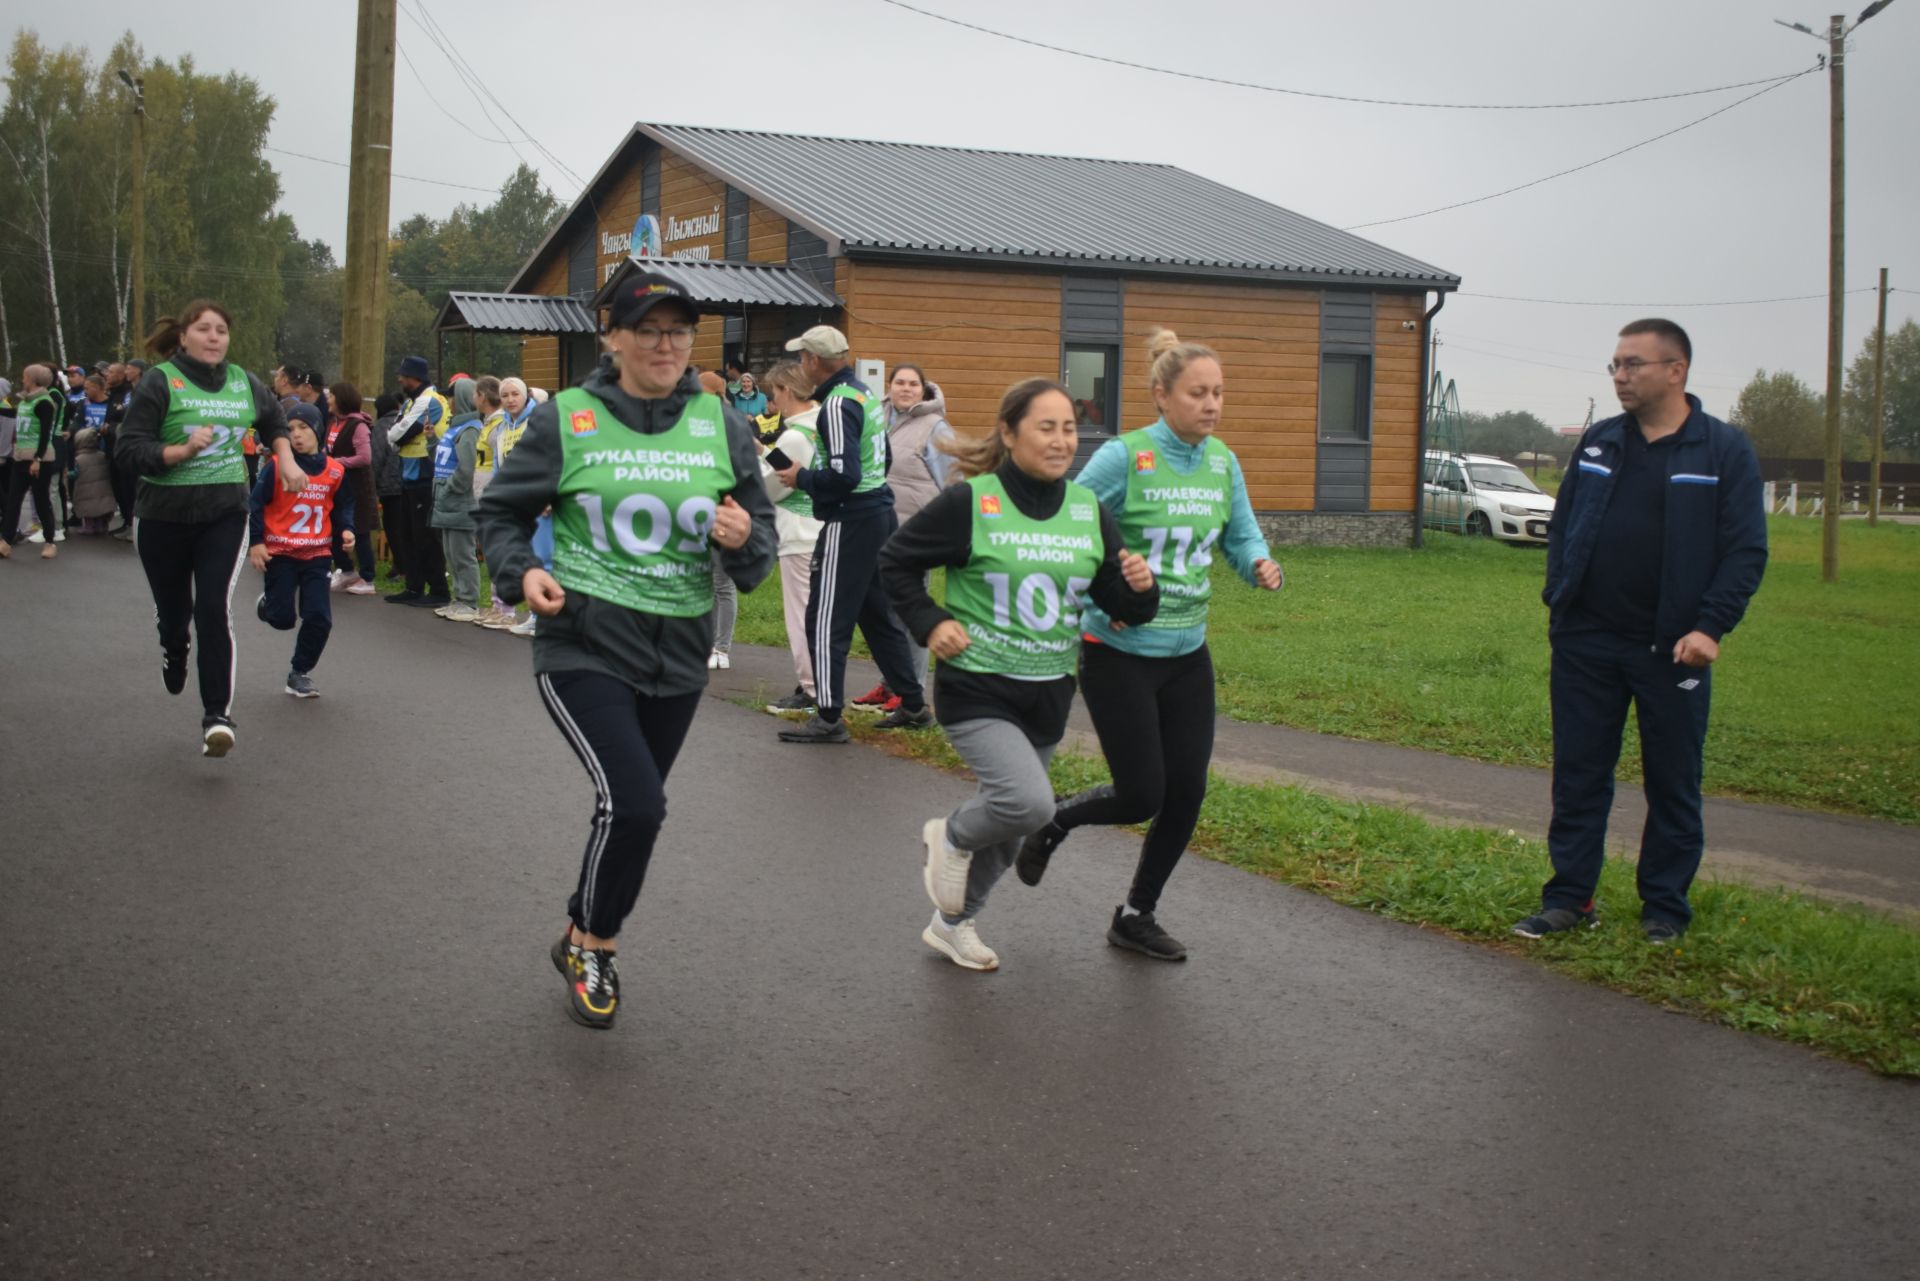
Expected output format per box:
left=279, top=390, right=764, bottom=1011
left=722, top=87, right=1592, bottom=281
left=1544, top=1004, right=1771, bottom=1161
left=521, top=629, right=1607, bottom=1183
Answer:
left=1776, top=1, right=1899, bottom=578
left=340, top=0, right=396, bottom=398
left=116, top=69, right=145, bottom=354
left=1868, top=267, right=1889, bottom=525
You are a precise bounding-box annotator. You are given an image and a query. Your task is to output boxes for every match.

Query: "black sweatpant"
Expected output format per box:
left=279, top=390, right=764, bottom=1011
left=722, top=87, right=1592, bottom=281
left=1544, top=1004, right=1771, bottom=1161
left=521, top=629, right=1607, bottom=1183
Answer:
left=379, top=494, right=408, bottom=581
left=536, top=669, right=703, bottom=939
left=805, top=507, right=924, bottom=720
left=261, top=555, right=334, bottom=674
left=3, top=459, right=57, bottom=543
left=135, top=511, right=249, bottom=718
left=1545, top=630, right=1712, bottom=927
left=398, top=481, right=446, bottom=595
left=1054, top=642, right=1216, bottom=913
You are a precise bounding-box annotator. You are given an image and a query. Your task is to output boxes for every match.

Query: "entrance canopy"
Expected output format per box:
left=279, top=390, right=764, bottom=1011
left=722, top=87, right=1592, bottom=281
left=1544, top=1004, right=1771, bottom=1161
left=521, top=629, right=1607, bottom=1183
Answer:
left=593, top=257, right=840, bottom=313
left=434, top=292, right=597, bottom=335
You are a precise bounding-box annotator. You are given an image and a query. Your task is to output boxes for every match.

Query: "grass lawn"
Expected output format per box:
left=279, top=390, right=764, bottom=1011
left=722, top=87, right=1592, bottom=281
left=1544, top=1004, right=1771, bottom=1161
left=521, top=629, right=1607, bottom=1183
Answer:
left=849, top=725, right=1920, bottom=1077
left=733, top=515, right=1917, bottom=822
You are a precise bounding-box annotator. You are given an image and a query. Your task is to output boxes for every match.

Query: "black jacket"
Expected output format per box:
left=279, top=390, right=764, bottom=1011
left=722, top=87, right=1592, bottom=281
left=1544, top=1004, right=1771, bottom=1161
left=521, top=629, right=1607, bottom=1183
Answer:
left=116, top=354, right=289, bottom=523
left=795, top=366, right=894, bottom=521
left=1545, top=394, right=1767, bottom=644
left=476, top=361, right=778, bottom=698
left=881, top=461, right=1159, bottom=744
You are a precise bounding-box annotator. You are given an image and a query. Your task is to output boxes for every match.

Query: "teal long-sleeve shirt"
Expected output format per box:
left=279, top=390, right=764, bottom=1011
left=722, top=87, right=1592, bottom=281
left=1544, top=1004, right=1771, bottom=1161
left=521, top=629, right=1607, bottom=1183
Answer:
left=1076, top=420, right=1275, bottom=657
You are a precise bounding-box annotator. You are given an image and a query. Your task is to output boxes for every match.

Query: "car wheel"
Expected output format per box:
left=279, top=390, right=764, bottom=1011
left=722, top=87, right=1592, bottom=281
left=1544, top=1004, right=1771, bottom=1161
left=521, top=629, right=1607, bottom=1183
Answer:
left=1467, top=512, right=1492, bottom=537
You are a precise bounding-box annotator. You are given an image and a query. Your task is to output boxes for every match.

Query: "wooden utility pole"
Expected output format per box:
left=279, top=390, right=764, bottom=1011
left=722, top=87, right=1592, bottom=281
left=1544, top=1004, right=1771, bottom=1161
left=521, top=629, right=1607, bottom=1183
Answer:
left=339, top=0, right=396, bottom=398
left=1868, top=267, right=1889, bottom=525
left=1819, top=13, right=1845, bottom=581
left=118, top=70, right=147, bottom=352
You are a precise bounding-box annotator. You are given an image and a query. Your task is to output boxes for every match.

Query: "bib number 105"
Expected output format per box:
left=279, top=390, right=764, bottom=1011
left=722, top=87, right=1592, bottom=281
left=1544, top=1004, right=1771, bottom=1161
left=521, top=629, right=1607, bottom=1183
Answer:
left=981, top=572, right=1093, bottom=632
left=574, top=492, right=717, bottom=556
left=1141, top=526, right=1219, bottom=577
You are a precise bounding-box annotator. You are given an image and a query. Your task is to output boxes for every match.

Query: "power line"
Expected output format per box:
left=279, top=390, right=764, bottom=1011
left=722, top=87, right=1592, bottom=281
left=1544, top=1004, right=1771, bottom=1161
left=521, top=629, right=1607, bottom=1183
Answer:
left=397, top=4, right=535, bottom=171
left=264, top=145, right=498, bottom=194
left=392, top=40, right=517, bottom=146
left=1342, top=68, right=1818, bottom=230
left=1455, top=286, right=1880, bottom=307
left=875, top=0, right=1816, bottom=110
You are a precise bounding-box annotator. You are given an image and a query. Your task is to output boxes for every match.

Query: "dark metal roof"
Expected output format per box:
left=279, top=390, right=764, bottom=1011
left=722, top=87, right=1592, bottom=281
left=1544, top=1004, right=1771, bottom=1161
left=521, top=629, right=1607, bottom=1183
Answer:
left=593, top=257, right=841, bottom=311
left=435, top=292, right=596, bottom=334
left=641, top=124, right=1459, bottom=290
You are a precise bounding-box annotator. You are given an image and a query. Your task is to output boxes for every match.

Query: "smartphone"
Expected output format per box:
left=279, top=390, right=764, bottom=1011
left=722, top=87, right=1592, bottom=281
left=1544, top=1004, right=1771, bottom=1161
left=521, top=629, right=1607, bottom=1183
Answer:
left=764, top=446, right=794, bottom=471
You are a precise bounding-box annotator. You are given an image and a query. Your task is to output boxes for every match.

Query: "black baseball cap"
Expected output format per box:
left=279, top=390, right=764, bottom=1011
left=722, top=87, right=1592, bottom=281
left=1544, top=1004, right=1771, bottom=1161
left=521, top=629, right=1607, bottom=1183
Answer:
left=606, top=271, right=696, bottom=330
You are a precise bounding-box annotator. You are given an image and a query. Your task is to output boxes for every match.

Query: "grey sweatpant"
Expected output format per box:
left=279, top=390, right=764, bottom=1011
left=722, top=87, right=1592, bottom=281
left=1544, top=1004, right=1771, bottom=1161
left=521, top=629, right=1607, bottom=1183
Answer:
left=943, top=716, right=1058, bottom=922
left=710, top=553, right=737, bottom=653
left=440, top=527, right=480, bottom=606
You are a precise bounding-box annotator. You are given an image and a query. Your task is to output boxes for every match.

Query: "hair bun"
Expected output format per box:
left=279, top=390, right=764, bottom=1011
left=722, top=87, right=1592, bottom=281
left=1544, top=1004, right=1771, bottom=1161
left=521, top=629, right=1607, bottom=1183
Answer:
left=1146, top=327, right=1183, bottom=361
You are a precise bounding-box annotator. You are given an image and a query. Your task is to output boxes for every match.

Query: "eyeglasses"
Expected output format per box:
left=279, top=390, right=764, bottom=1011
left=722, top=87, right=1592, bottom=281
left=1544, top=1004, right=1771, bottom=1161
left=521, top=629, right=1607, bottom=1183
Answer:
left=1607, top=358, right=1683, bottom=376
left=631, top=325, right=696, bottom=350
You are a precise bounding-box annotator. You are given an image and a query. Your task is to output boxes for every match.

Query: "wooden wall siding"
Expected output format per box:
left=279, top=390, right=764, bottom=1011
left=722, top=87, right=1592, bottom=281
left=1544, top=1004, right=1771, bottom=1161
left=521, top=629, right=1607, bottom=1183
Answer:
left=590, top=162, right=644, bottom=287
left=1121, top=277, right=1321, bottom=512
left=840, top=260, right=1063, bottom=436
left=1370, top=293, right=1426, bottom=512
left=521, top=337, right=559, bottom=390
left=748, top=204, right=785, bottom=263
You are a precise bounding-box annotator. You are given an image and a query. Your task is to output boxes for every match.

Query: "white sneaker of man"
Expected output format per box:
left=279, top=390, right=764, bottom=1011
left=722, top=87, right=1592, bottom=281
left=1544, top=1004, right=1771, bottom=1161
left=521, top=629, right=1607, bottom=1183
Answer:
left=345, top=579, right=377, bottom=595
left=509, top=615, right=537, bottom=637
left=444, top=603, right=480, bottom=623
left=329, top=570, right=354, bottom=592
left=922, top=817, right=971, bottom=916
left=922, top=912, right=998, bottom=971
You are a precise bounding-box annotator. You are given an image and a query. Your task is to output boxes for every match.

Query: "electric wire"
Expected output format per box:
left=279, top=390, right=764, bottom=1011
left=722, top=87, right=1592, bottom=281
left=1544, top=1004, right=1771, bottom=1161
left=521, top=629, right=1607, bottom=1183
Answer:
left=392, top=41, right=518, bottom=146
left=264, top=145, right=498, bottom=194
left=875, top=0, right=1817, bottom=110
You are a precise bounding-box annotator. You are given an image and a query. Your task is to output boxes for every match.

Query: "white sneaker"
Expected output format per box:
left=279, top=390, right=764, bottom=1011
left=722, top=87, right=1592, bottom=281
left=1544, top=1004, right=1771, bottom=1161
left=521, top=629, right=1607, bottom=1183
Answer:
left=509, top=615, right=537, bottom=637
left=922, top=817, right=970, bottom=916
left=328, top=570, right=352, bottom=592
left=444, top=604, right=480, bottom=623
left=433, top=604, right=454, bottom=617
left=345, top=579, right=377, bottom=595
left=922, top=913, right=998, bottom=971
left=714, top=651, right=730, bottom=670
left=475, top=607, right=515, bottom=629
left=707, top=650, right=722, bottom=669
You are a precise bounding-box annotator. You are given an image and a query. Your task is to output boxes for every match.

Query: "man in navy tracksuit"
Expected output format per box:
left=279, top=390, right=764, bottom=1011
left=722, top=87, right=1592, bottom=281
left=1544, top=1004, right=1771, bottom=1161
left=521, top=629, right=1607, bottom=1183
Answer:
left=1514, top=318, right=1766, bottom=945
left=771, top=325, right=930, bottom=743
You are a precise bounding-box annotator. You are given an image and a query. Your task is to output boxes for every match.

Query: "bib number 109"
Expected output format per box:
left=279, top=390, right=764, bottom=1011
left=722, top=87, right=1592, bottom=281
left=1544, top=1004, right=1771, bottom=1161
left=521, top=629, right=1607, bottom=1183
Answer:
left=574, top=492, right=717, bottom=556
left=1142, top=526, right=1219, bottom=577
left=981, top=572, right=1093, bottom=632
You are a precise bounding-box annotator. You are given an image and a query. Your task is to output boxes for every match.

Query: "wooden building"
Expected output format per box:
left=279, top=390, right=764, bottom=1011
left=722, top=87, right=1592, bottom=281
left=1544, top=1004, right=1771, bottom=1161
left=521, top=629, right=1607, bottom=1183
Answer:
left=473, top=124, right=1460, bottom=545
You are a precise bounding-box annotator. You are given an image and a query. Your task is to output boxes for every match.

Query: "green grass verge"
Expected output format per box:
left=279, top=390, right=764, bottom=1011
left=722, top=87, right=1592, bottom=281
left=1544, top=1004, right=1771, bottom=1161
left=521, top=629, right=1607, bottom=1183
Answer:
left=843, top=720, right=1920, bottom=1077
left=732, top=516, right=1917, bottom=822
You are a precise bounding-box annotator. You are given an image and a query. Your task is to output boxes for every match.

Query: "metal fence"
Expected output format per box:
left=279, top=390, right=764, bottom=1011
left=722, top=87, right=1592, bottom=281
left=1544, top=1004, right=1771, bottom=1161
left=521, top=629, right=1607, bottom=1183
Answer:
left=1762, top=481, right=1914, bottom=516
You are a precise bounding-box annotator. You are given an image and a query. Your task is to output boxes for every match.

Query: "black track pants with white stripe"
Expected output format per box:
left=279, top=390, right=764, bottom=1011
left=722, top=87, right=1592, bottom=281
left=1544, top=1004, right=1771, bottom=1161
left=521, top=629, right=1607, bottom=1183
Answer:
left=537, top=670, right=702, bottom=939
left=134, top=510, right=249, bottom=719
left=803, top=507, right=925, bottom=720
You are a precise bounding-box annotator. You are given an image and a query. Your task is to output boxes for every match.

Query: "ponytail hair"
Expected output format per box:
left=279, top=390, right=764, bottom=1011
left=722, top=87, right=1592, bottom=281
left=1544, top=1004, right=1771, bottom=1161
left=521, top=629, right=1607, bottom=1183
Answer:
left=938, top=377, right=1070, bottom=481
left=1145, top=326, right=1218, bottom=392
left=145, top=299, right=233, bottom=359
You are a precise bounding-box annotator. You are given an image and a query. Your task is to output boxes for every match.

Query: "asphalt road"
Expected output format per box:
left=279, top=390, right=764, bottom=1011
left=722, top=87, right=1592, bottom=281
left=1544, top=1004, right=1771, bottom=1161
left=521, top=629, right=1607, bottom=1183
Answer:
left=4, top=538, right=1917, bottom=1281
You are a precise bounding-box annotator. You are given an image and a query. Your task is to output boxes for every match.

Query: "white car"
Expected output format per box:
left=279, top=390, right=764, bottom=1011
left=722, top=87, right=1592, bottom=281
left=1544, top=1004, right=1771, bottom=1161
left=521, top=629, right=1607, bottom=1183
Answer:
left=1423, top=451, right=1557, bottom=544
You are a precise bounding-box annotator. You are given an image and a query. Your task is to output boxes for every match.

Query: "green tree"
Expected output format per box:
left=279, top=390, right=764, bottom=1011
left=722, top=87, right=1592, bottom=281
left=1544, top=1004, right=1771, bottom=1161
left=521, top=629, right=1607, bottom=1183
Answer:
left=1458, top=409, right=1563, bottom=461
left=274, top=226, right=342, bottom=378
left=1843, top=318, right=1920, bottom=463
left=1730, top=369, right=1825, bottom=463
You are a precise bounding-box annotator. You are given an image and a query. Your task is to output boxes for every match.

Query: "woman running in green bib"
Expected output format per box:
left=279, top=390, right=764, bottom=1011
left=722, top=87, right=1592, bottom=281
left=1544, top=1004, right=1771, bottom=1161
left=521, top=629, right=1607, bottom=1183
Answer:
left=476, top=270, right=777, bottom=1030
left=1017, top=328, right=1283, bottom=961
left=118, top=300, right=299, bottom=757
left=882, top=379, right=1158, bottom=971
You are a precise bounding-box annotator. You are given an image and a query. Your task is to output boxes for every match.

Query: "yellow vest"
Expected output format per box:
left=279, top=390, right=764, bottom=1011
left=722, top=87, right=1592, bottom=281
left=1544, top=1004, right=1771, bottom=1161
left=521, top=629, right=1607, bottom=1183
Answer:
left=396, top=388, right=451, bottom=459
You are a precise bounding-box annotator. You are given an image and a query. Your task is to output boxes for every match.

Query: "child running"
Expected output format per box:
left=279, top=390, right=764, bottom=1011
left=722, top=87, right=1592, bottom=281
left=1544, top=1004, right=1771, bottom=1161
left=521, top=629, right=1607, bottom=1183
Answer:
left=1017, top=328, right=1283, bottom=960
left=881, top=379, right=1158, bottom=971
left=249, top=403, right=355, bottom=698
left=477, top=271, right=776, bottom=1029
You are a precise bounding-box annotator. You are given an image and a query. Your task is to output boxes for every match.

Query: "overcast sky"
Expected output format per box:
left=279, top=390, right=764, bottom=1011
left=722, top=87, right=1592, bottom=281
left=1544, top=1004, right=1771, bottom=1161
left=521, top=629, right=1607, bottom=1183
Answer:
left=23, top=0, right=1919, bottom=421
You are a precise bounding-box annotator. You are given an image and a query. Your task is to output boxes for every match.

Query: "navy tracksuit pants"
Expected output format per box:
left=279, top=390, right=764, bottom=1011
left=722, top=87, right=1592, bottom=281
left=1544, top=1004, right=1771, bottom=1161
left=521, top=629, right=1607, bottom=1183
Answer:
left=1545, top=630, right=1712, bottom=927
left=804, top=506, right=924, bottom=720
left=260, top=554, right=334, bottom=674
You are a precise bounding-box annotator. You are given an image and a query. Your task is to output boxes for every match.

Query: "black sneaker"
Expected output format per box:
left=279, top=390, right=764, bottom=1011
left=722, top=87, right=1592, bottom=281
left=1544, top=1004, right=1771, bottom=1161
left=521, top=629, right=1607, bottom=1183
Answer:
left=872, top=704, right=934, bottom=731
left=162, top=652, right=189, bottom=696
left=1016, top=820, right=1068, bottom=887
left=778, top=714, right=851, bottom=744
left=568, top=948, right=619, bottom=1029
left=766, top=687, right=815, bottom=714
left=255, top=593, right=269, bottom=623
left=285, top=671, right=319, bottom=699
left=1511, top=905, right=1598, bottom=939
left=201, top=715, right=236, bottom=759
left=1107, top=907, right=1188, bottom=961
left=383, top=589, right=423, bottom=606
left=551, top=929, right=581, bottom=980
left=408, top=594, right=452, bottom=609
left=1643, top=919, right=1687, bottom=945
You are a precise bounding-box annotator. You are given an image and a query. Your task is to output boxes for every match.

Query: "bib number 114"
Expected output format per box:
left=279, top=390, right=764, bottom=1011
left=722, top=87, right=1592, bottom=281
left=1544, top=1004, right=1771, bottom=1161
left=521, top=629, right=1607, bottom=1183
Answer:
left=1142, top=526, right=1219, bottom=577
left=574, top=492, right=717, bottom=556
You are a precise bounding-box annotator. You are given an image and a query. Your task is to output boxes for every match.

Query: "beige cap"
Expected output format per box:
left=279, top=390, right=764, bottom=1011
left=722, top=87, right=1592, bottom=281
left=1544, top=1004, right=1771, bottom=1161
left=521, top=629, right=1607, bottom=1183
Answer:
left=784, top=325, right=850, bottom=357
